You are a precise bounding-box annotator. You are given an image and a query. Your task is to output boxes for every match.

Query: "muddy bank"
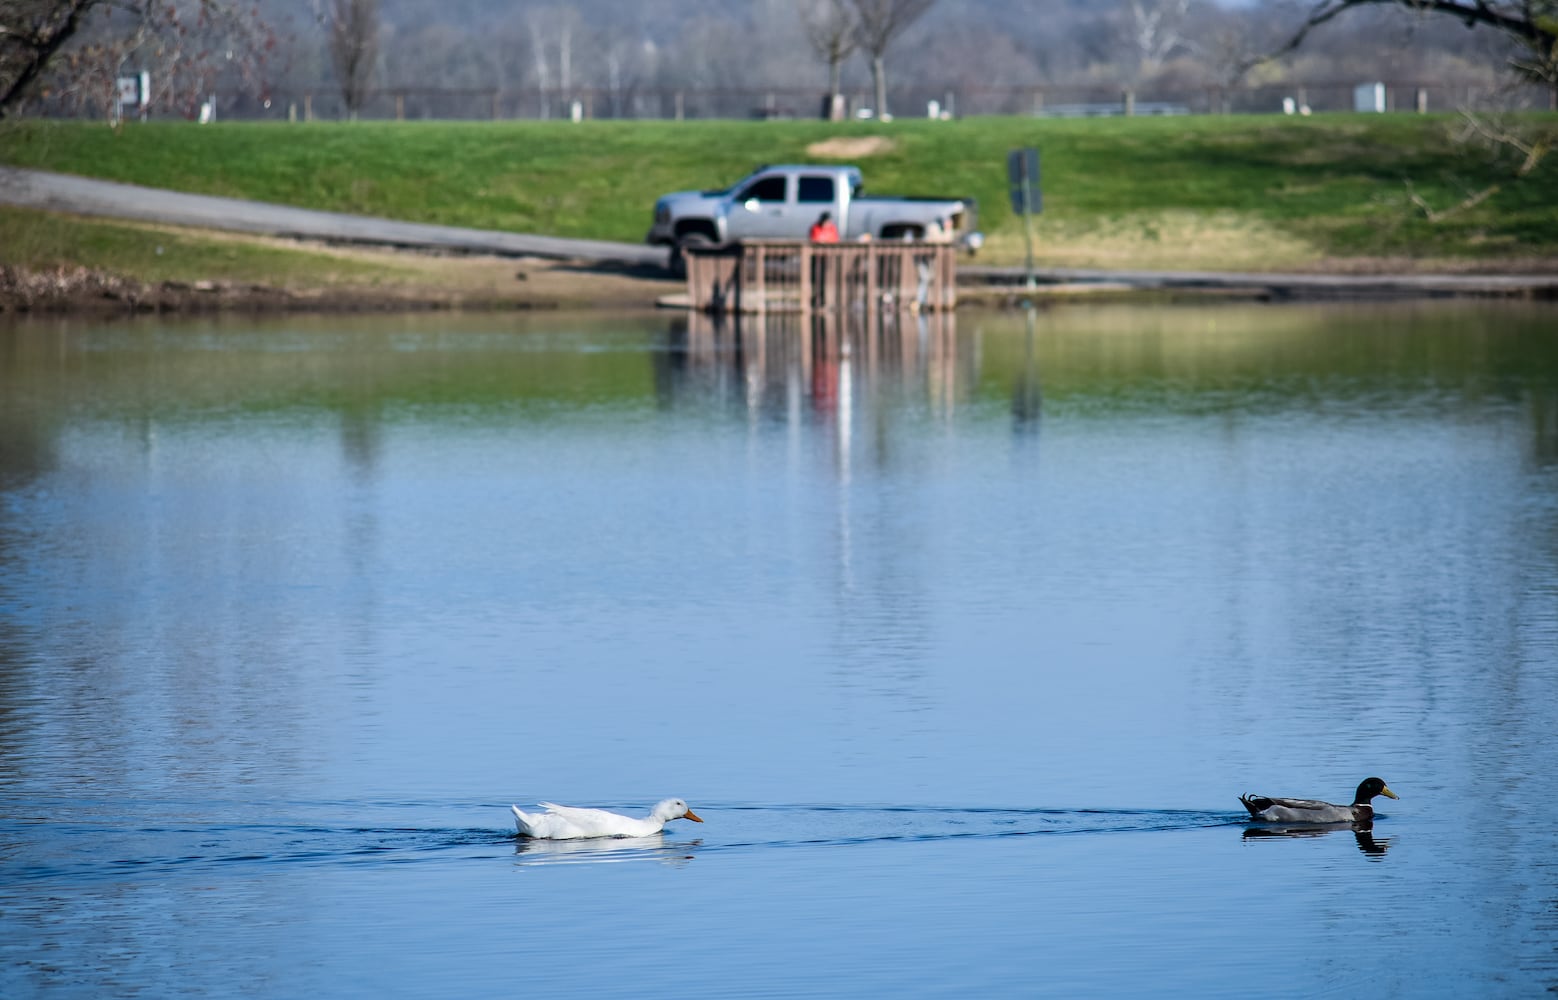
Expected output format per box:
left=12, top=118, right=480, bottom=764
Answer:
left=1, top=264, right=357, bottom=315
left=0, top=257, right=683, bottom=316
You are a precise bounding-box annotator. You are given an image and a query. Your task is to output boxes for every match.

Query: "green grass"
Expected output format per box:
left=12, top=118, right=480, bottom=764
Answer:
left=2, top=114, right=1556, bottom=269
left=0, top=205, right=422, bottom=287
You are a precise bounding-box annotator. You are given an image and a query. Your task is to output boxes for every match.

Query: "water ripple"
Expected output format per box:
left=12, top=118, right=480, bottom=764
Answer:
left=2, top=804, right=1248, bottom=884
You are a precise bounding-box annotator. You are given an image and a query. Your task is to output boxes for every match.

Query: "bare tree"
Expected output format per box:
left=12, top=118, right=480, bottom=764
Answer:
left=1266, top=0, right=1558, bottom=106
left=526, top=9, right=550, bottom=118
left=1262, top=0, right=1558, bottom=217
left=0, top=1, right=96, bottom=116
left=327, top=0, right=378, bottom=119
left=1120, top=0, right=1190, bottom=86
left=524, top=7, right=583, bottom=119
left=801, top=0, right=856, bottom=119
left=2, top=0, right=270, bottom=119
left=850, top=0, right=936, bottom=119
left=1184, top=2, right=1290, bottom=112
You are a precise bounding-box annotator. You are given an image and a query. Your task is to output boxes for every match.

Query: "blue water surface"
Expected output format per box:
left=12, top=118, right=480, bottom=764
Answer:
left=2, top=301, right=1556, bottom=996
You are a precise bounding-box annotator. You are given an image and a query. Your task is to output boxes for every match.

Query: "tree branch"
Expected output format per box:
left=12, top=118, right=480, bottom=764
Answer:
left=0, top=0, right=97, bottom=116
left=1247, top=1, right=1558, bottom=79
left=1405, top=178, right=1501, bottom=221
left=1455, top=107, right=1553, bottom=174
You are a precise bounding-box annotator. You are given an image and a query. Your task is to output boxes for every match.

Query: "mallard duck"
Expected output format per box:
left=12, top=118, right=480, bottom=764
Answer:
left=510, top=798, right=704, bottom=839
left=1239, top=777, right=1398, bottom=824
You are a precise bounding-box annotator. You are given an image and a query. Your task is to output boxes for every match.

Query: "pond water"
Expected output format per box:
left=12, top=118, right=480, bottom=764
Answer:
left=2, top=301, right=1557, bottom=996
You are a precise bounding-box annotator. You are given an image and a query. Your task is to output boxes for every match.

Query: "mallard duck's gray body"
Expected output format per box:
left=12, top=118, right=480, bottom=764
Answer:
left=1240, top=777, right=1398, bottom=824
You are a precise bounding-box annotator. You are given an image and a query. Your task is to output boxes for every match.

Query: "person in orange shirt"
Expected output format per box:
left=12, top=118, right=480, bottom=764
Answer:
left=809, top=211, right=840, bottom=243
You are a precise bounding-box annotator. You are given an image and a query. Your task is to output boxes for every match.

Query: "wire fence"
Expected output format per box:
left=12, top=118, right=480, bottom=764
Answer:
left=28, top=78, right=1555, bottom=122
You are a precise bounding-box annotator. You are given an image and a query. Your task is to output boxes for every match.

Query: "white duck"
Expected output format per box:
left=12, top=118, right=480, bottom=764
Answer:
left=511, top=798, right=705, bottom=839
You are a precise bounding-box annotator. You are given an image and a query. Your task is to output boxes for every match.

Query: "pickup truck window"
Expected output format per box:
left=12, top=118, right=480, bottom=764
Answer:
left=797, top=176, right=835, bottom=203
left=737, top=176, right=787, bottom=203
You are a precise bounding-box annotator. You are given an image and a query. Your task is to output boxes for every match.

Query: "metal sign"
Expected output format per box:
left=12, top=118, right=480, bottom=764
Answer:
left=1008, top=147, right=1041, bottom=289
left=1007, top=147, right=1041, bottom=214
left=116, top=72, right=150, bottom=107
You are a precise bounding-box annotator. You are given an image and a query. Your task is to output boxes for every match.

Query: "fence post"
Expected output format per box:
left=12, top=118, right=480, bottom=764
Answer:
left=754, top=244, right=766, bottom=314
left=944, top=245, right=956, bottom=309
left=799, top=243, right=812, bottom=311
left=865, top=242, right=877, bottom=312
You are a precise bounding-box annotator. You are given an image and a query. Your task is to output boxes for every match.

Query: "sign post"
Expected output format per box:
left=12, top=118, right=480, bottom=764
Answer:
left=1007, top=147, right=1041, bottom=290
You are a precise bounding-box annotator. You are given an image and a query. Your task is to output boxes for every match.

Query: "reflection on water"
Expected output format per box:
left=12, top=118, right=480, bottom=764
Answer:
left=1242, top=823, right=1391, bottom=858
left=662, top=307, right=969, bottom=479
left=514, top=834, right=701, bottom=868
left=2, top=301, right=1558, bottom=996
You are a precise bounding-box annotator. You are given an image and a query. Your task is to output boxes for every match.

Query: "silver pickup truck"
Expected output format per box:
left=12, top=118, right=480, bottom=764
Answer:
left=647, top=164, right=981, bottom=270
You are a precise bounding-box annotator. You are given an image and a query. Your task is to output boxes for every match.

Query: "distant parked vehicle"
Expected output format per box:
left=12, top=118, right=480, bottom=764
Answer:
left=647, top=164, right=982, bottom=272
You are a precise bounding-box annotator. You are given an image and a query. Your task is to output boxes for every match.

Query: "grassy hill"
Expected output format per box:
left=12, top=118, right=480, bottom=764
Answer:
left=2, top=114, right=1556, bottom=275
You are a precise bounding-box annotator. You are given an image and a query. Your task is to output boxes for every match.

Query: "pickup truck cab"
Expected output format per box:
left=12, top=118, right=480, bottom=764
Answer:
left=647, top=164, right=981, bottom=270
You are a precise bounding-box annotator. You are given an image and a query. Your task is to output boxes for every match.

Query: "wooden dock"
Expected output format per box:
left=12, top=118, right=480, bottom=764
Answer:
left=685, top=240, right=957, bottom=314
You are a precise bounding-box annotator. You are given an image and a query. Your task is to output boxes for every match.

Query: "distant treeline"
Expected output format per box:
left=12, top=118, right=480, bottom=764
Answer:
left=11, top=0, right=1549, bottom=122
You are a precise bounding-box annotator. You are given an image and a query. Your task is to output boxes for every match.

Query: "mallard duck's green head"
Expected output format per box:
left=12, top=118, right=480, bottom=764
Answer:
left=1355, top=777, right=1399, bottom=804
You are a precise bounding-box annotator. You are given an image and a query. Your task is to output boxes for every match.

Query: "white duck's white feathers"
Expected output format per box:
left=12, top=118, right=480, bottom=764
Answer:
left=511, top=798, right=704, bottom=839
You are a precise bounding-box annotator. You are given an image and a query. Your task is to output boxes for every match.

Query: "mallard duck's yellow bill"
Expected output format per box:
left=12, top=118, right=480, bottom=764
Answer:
left=1381, top=786, right=1399, bottom=800
left=684, top=809, right=704, bottom=823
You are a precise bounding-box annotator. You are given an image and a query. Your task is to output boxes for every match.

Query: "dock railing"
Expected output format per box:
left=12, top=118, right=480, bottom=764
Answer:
left=686, top=240, right=957, bottom=314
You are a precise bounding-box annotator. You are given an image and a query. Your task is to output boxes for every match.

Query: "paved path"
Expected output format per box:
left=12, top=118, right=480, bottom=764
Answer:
left=5, top=166, right=1554, bottom=297
left=0, top=166, right=667, bottom=267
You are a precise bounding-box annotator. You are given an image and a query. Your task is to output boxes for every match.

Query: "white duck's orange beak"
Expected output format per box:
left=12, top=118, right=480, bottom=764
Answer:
left=683, top=809, right=704, bottom=823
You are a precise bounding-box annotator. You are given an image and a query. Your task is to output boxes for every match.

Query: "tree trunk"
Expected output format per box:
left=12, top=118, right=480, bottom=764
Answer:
left=0, top=0, right=95, bottom=118
left=871, top=53, right=886, bottom=118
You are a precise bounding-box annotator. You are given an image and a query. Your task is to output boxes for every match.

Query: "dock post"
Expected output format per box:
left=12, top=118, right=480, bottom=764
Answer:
left=752, top=244, right=765, bottom=314
left=865, top=242, right=877, bottom=312
left=799, top=243, right=812, bottom=311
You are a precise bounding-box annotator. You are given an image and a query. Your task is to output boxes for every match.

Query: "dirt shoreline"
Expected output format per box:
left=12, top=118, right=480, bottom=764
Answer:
left=6, top=252, right=1557, bottom=318
left=0, top=256, right=684, bottom=316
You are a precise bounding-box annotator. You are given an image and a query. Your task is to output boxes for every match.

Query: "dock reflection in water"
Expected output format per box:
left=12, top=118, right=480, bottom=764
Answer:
left=663, top=307, right=986, bottom=477
left=670, top=306, right=965, bottom=410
